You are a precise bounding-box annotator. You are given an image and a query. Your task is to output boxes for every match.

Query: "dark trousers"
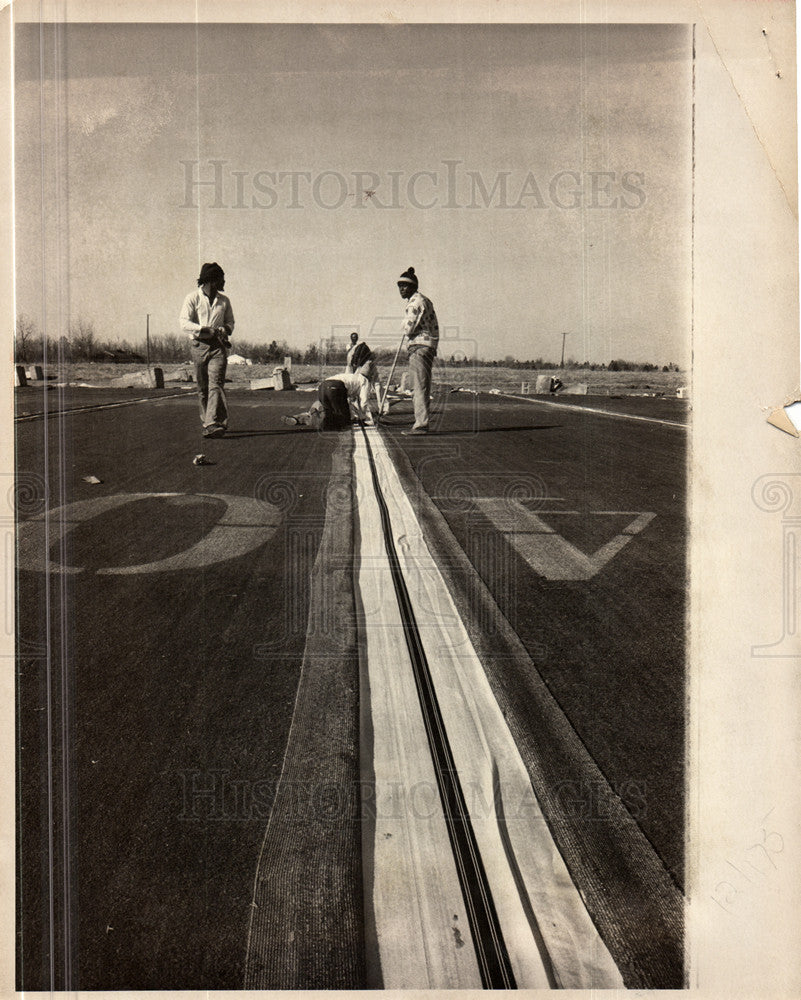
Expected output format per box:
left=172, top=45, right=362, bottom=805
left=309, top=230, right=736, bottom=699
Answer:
left=318, top=380, right=351, bottom=430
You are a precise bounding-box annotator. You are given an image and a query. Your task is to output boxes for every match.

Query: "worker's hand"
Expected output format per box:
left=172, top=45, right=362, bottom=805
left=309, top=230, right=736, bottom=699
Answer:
left=198, top=326, right=214, bottom=341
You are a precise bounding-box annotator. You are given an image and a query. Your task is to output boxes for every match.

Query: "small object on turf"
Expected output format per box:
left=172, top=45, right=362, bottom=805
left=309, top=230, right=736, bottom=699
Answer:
left=82, top=475, right=102, bottom=484
left=282, top=415, right=299, bottom=426
left=193, top=454, right=209, bottom=465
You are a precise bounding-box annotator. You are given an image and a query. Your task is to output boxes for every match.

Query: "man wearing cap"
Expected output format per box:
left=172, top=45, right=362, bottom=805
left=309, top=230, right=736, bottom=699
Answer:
left=180, top=262, right=235, bottom=438
left=397, top=266, right=439, bottom=435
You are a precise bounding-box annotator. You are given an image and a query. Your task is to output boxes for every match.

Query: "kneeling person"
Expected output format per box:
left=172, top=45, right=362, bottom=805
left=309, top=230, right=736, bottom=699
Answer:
left=283, top=355, right=376, bottom=430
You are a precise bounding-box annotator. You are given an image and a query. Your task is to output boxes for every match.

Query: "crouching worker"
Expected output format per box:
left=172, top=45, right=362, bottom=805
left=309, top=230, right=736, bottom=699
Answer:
left=347, top=343, right=381, bottom=424
left=283, top=351, right=378, bottom=429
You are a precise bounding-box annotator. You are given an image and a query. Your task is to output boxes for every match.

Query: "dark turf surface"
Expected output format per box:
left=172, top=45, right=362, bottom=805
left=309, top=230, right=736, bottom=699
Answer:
left=498, top=392, right=691, bottom=424
left=15, top=383, right=192, bottom=418
left=16, top=391, right=342, bottom=990
left=15, top=386, right=687, bottom=990
left=382, top=391, right=687, bottom=891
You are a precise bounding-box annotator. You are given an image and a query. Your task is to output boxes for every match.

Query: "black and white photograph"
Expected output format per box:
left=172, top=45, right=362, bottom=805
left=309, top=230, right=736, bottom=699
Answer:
left=3, top=1, right=799, bottom=996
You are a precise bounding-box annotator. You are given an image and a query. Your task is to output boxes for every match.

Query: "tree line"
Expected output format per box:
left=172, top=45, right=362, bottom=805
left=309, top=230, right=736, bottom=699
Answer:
left=14, top=316, right=368, bottom=366
left=483, top=357, right=682, bottom=372
left=14, top=315, right=682, bottom=372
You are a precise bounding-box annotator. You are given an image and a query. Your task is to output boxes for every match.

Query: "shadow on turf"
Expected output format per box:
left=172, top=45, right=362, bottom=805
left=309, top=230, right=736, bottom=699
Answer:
left=219, top=428, right=312, bottom=438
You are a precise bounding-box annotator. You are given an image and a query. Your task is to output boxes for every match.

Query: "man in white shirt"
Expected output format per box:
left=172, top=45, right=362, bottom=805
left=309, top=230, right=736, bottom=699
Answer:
left=397, top=266, right=439, bottom=435
left=179, top=262, right=235, bottom=438
left=348, top=342, right=381, bottom=421
left=344, top=332, right=360, bottom=372
left=282, top=356, right=377, bottom=429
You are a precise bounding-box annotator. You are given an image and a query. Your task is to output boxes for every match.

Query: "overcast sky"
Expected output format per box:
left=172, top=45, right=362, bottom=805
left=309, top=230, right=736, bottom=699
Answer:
left=15, top=22, right=692, bottom=364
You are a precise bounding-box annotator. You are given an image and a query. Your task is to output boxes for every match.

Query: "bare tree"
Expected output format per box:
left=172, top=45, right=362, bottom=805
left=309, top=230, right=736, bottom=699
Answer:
left=15, top=314, right=39, bottom=364
left=160, top=332, right=183, bottom=362
left=69, top=317, right=97, bottom=360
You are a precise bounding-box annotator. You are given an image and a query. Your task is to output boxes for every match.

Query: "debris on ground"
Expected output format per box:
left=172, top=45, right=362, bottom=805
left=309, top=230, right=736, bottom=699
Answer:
left=82, top=475, right=102, bottom=484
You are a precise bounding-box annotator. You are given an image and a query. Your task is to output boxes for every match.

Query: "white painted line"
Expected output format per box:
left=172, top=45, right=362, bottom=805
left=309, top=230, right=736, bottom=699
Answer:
left=473, top=499, right=656, bottom=581
left=498, top=392, right=688, bottom=428
left=14, top=390, right=190, bottom=421
left=355, top=428, right=624, bottom=989
left=353, top=437, right=483, bottom=989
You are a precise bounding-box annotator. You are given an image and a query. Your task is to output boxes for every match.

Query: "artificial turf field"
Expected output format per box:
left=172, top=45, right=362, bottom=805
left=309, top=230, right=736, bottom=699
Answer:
left=15, top=384, right=688, bottom=990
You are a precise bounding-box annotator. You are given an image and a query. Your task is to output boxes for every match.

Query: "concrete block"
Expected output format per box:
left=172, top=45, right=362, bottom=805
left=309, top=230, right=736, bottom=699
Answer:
left=110, top=370, right=150, bottom=389
left=535, top=374, right=552, bottom=393
left=249, top=378, right=275, bottom=391
left=272, top=367, right=294, bottom=391
left=563, top=382, right=588, bottom=395
left=14, top=365, right=27, bottom=387
left=26, top=365, right=44, bottom=381
left=112, top=368, right=164, bottom=390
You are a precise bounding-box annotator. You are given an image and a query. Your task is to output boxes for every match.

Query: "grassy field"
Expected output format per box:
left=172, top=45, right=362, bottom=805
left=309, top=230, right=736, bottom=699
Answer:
left=51, top=360, right=687, bottom=397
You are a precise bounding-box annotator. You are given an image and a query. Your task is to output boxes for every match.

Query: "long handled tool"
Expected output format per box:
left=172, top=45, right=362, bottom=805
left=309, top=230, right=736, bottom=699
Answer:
left=378, top=333, right=406, bottom=420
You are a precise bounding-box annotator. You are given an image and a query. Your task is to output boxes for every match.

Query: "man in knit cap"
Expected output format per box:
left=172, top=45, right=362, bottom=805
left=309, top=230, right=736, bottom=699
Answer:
left=179, top=262, right=235, bottom=438
left=397, top=266, right=439, bottom=435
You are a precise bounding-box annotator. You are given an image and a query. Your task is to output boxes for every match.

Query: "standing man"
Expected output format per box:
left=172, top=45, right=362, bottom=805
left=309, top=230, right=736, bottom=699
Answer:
left=180, top=262, right=235, bottom=438
left=397, top=266, right=438, bottom=436
left=345, top=331, right=360, bottom=372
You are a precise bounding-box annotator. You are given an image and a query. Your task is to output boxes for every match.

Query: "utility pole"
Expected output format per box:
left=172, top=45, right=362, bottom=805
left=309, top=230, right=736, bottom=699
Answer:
left=560, top=331, right=570, bottom=368
left=146, top=313, right=152, bottom=371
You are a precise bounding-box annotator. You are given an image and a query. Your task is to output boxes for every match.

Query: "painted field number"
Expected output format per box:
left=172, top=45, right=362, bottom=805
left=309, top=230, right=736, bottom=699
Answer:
left=473, top=499, right=655, bottom=581
left=17, top=493, right=283, bottom=575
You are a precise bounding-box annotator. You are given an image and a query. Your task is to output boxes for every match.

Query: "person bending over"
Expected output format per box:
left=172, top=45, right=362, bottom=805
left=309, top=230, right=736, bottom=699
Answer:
left=283, top=354, right=376, bottom=429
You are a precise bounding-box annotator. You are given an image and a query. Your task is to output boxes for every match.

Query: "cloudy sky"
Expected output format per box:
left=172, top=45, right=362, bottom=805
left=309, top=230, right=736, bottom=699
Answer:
left=15, top=22, right=692, bottom=364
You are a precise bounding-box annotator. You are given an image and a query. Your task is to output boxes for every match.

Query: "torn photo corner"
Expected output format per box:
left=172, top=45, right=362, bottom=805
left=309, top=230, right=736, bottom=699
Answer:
left=767, top=395, right=801, bottom=438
